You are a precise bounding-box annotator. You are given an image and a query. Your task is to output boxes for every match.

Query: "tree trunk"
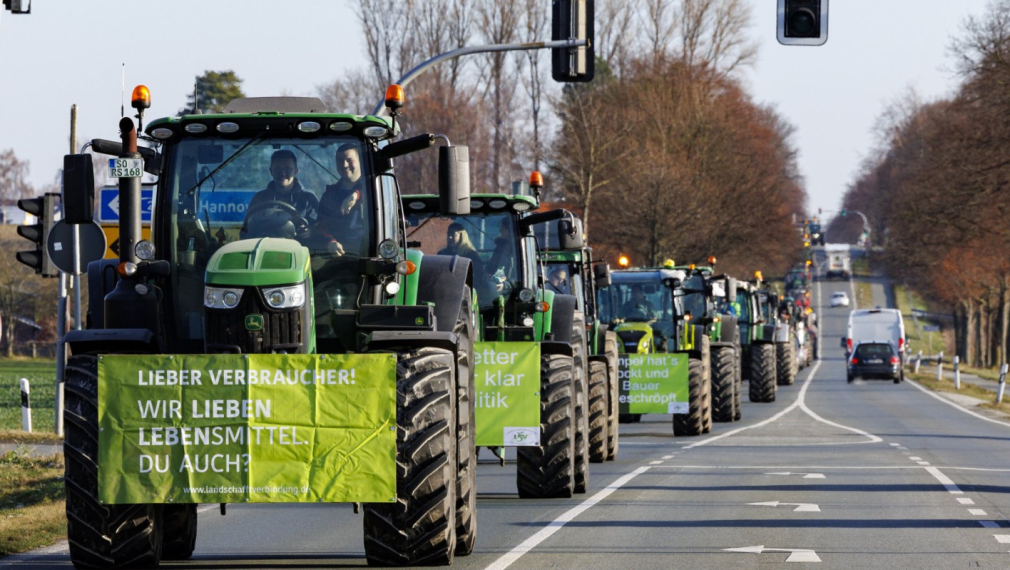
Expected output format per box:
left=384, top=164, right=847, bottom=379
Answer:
left=966, top=299, right=977, bottom=367
left=1001, top=281, right=1010, bottom=366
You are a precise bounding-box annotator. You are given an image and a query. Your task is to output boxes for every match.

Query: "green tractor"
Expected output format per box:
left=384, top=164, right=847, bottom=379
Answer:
left=675, top=263, right=743, bottom=424
left=403, top=177, right=590, bottom=497
left=599, top=266, right=712, bottom=436
left=535, top=213, right=620, bottom=462
left=59, top=91, right=479, bottom=567
left=736, top=275, right=782, bottom=402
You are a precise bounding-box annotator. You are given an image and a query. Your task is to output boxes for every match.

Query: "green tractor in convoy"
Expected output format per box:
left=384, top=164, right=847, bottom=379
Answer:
left=535, top=213, right=621, bottom=462
left=598, top=264, right=712, bottom=436
left=736, top=274, right=787, bottom=402
left=58, top=89, right=480, bottom=567
left=403, top=175, right=591, bottom=497
left=674, top=262, right=743, bottom=424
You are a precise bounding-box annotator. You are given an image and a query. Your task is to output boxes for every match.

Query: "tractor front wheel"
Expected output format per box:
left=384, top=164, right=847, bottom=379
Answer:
left=711, top=346, right=737, bottom=423
left=749, top=343, right=777, bottom=402
left=587, top=359, right=609, bottom=463
left=517, top=354, right=575, bottom=499
left=673, top=358, right=706, bottom=436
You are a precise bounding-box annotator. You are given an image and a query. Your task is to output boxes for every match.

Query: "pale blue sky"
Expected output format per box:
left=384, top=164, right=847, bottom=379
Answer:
left=0, top=1, right=994, bottom=215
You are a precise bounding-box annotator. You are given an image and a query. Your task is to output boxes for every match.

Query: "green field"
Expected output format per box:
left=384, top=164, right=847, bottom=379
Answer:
left=0, top=359, right=58, bottom=435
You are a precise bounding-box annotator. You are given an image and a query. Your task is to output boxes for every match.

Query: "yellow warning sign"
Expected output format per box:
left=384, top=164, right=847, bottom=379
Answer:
left=100, top=225, right=151, bottom=259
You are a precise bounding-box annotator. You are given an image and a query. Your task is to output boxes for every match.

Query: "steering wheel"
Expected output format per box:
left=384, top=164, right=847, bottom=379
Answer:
left=242, top=200, right=309, bottom=239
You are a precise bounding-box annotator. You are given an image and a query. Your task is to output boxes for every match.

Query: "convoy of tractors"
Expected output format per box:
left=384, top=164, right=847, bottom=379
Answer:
left=15, top=22, right=818, bottom=570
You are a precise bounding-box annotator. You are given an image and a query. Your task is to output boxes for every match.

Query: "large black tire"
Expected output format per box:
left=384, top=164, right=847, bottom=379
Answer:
left=587, top=359, right=609, bottom=463
left=363, top=348, right=457, bottom=566
left=672, top=358, right=706, bottom=436
left=452, top=288, right=477, bottom=556
left=710, top=346, right=737, bottom=423
left=776, top=341, right=796, bottom=386
left=749, top=343, right=777, bottom=402
left=64, top=355, right=164, bottom=569
left=517, top=354, right=575, bottom=499
left=161, top=504, right=197, bottom=560
left=605, top=332, right=620, bottom=461
left=733, top=349, right=743, bottom=421
left=571, top=314, right=590, bottom=494
left=698, top=335, right=713, bottom=434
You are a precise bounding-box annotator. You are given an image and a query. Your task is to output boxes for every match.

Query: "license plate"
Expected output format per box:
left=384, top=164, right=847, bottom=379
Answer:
left=866, top=359, right=883, bottom=364
left=108, top=158, right=144, bottom=178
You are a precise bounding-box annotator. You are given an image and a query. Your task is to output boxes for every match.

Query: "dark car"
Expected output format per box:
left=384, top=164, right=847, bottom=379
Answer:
left=848, top=342, right=901, bottom=384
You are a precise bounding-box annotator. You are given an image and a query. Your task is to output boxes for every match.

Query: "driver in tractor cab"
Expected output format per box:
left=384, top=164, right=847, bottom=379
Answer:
left=315, top=143, right=367, bottom=256
left=240, top=149, right=319, bottom=239
left=622, top=285, right=655, bottom=320
left=547, top=267, right=570, bottom=294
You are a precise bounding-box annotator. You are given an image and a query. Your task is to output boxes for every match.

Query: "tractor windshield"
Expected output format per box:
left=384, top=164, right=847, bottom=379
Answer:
left=681, top=274, right=708, bottom=320
left=406, top=211, right=522, bottom=308
left=163, top=135, right=373, bottom=340
left=598, top=280, right=673, bottom=324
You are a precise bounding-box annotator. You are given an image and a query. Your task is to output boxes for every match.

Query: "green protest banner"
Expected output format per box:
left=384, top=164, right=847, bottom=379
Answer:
left=474, top=342, right=541, bottom=446
left=98, top=353, right=396, bottom=504
left=618, top=353, right=690, bottom=414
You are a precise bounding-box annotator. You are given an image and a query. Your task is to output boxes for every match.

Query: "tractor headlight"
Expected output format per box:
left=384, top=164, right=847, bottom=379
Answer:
left=518, top=288, right=535, bottom=302
left=135, top=240, right=156, bottom=261
left=205, top=287, right=244, bottom=309
left=262, top=284, right=305, bottom=309
left=638, top=338, right=650, bottom=351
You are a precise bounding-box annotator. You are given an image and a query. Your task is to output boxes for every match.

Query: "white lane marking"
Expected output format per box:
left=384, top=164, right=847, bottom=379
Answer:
left=957, top=498, right=975, bottom=505
left=662, top=455, right=674, bottom=459
left=910, top=456, right=922, bottom=461
left=484, top=466, right=651, bottom=570
left=980, top=521, right=1000, bottom=529
left=905, top=377, right=1010, bottom=429
left=917, top=461, right=930, bottom=466
left=969, top=508, right=988, bottom=516
left=897, top=447, right=908, bottom=450
left=765, top=471, right=827, bottom=479
left=994, top=534, right=1010, bottom=543
left=724, top=545, right=821, bottom=563
left=924, top=466, right=963, bottom=494
left=649, top=460, right=663, bottom=465
left=749, top=501, right=821, bottom=512
left=946, top=466, right=1010, bottom=472
left=889, top=443, right=900, bottom=446
left=658, top=465, right=919, bottom=470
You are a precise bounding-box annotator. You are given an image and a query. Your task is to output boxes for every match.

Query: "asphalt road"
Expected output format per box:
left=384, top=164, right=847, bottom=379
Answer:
left=9, top=273, right=1010, bottom=569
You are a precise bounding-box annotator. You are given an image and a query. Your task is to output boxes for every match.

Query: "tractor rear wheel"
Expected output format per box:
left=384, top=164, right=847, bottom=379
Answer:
left=161, top=504, right=197, bottom=560
left=571, top=315, right=590, bottom=494
left=776, top=342, right=796, bottom=386
left=733, top=349, right=743, bottom=421
left=588, top=359, right=609, bottom=463
left=699, top=335, right=713, bottom=434
left=673, top=358, right=706, bottom=436
left=453, top=288, right=477, bottom=556
left=749, top=343, right=777, bottom=402
left=711, top=346, right=736, bottom=423
left=363, top=347, right=457, bottom=566
left=517, top=354, right=575, bottom=499
left=605, top=332, right=620, bottom=460
left=64, top=355, right=164, bottom=569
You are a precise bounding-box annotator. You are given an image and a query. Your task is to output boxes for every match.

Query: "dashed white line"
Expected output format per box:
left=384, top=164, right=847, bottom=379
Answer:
left=957, top=498, right=975, bottom=505
left=484, top=466, right=651, bottom=570
left=924, top=466, right=963, bottom=494
left=916, top=461, right=930, bottom=466
left=909, top=457, right=922, bottom=461
left=662, top=455, right=674, bottom=459
left=968, top=508, right=988, bottom=516
left=994, top=534, right=1010, bottom=543
left=889, top=443, right=900, bottom=446
left=649, top=460, right=663, bottom=465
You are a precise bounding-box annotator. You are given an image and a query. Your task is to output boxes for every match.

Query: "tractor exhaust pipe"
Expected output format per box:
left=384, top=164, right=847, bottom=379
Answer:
left=118, top=117, right=141, bottom=265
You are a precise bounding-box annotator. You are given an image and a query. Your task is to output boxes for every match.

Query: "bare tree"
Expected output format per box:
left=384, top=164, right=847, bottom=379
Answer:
left=641, top=0, right=678, bottom=64
left=477, top=0, right=522, bottom=189
left=596, top=0, right=638, bottom=74
left=680, top=0, right=757, bottom=77
left=521, top=0, right=549, bottom=170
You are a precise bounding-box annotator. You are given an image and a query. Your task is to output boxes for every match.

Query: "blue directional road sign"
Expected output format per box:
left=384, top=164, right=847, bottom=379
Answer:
left=98, top=186, right=155, bottom=223
left=199, top=191, right=257, bottom=224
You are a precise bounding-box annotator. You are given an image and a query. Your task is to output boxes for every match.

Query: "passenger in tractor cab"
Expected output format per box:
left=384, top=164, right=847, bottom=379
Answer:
left=240, top=149, right=319, bottom=239
left=486, top=218, right=516, bottom=296
left=439, top=223, right=485, bottom=277
left=315, top=143, right=367, bottom=256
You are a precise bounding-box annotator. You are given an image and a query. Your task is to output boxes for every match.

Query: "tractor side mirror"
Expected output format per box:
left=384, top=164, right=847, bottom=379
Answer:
left=727, top=277, right=737, bottom=299
left=62, top=154, right=95, bottom=224
left=558, top=218, right=584, bottom=250
left=439, top=145, right=471, bottom=216
left=593, top=263, right=611, bottom=289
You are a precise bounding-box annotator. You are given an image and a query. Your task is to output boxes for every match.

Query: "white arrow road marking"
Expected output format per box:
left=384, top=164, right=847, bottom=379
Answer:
left=749, top=501, right=821, bottom=512
left=765, top=471, right=826, bottom=479
left=724, top=545, right=821, bottom=562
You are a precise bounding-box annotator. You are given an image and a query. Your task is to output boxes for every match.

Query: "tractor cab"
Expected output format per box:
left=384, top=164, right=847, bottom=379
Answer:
left=599, top=268, right=687, bottom=354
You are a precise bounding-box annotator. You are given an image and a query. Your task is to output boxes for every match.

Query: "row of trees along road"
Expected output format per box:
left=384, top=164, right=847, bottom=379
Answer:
left=319, top=0, right=807, bottom=279
left=829, top=0, right=1010, bottom=368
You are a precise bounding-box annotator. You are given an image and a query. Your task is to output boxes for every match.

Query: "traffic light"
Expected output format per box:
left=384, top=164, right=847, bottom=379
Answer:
left=2, top=0, right=31, bottom=14
left=777, top=0, right=828, bottom=46
left=841, top=209, right=847, bottom=217
left=16, top=193, right=58, bottom=277
left=552, top=0, right=595, bottom=82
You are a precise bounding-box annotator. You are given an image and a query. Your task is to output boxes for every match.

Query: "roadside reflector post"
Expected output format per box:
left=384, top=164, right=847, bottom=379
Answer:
left=20, top=378, right=31, bottom=433
left=936, top=351, right=943, bottom=382
left=996, top=364, right=1008, bottom=405
left=953, top=355, right=960, bottom=390
left=914, top=351, right=922, bottom=373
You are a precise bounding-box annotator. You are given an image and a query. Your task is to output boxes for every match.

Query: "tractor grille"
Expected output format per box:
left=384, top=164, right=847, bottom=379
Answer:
left=205, top=289, right=302, bottom=354
left=617, top=330, right=647, bottom=352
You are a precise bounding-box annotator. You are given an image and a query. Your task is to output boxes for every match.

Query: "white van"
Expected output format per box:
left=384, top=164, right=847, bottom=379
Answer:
left=844, top=308, right=906, bottom=361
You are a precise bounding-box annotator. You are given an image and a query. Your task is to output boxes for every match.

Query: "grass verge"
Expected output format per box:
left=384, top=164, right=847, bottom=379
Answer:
left=0, top=359, right=57, bottom=434
left=854, top=280, right=872, bottom=309
left=908, top=371, right=1009, bottom=415
left=0, top=446, right=65, bottom=556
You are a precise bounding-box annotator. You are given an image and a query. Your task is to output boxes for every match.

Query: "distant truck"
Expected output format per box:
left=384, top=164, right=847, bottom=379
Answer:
left=824, top=243, right=851, bottom=280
